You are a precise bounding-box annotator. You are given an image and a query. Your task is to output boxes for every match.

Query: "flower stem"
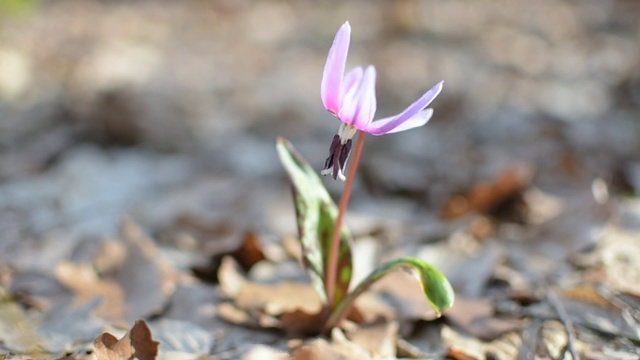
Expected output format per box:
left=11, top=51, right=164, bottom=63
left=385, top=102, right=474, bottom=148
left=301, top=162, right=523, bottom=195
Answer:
left=326, top=131, right=366, bottom=309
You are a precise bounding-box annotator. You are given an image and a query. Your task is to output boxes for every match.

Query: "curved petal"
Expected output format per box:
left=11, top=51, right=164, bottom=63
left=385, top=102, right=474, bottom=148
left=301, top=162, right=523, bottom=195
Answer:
left=341, top=67, right=364, bottom=102
left=338, top=66, right=377, bottom=129
left=338, top=71, right=361, bottom=123
left=352, top=66, right=378, bottom=129
left=367, top=108, right=433, bottom=135
left=321, top=22, right=351, bottom=114
left=366, top=81, right=443, bottom=135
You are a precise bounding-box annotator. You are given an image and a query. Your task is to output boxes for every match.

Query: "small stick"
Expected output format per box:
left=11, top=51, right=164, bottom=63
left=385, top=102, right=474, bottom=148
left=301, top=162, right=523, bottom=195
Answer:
left=547, top=290, right=580, bottom=360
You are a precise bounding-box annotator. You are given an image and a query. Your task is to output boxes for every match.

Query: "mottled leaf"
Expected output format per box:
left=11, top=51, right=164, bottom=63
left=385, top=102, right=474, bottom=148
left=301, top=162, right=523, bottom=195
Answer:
left=276, top=137, right=353, bottom=308
left=326, top=257, right=454, bottom=329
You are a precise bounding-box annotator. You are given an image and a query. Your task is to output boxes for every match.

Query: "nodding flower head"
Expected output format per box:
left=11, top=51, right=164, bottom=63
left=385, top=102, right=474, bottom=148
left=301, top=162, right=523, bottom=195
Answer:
left=320, top=21, right=443, bottom=180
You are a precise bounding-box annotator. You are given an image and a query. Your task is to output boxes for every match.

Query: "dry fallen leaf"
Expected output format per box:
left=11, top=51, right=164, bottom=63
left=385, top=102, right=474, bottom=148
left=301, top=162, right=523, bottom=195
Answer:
left=560, top=286, right=613, bottom=308
left=327, top=328, right=376, bottom=360
left=445, top=296, right=524, bottom=341
left=0, top=302, right=41, bottom=352
left=370, top=269, right=439, bottom=322
left=192, top=231, right=267, bottom=283
left=217, top=256, right=325, bottom=335
left=289, top=328, right=372, bottom=360
left=218, top=256, right=247, bottom=298
left=55, top=261, right=125, bottom=322
left=147, top=319, right=214, bottom=357
left=555, top=291, right=639, bottom=341
left=441, top=325, right=521, bottom=360
left=231, top=232, right=267, bottom=271
left=235, top=282, right=322, bottom=315
left=219, top=281, right=325, bottom=335
left=445, top=348, right=479, bottom=360
left=598, top=226, right=640, bottom=297
left=346, top=322, right=398, bottom=359
left=217, top=302, right=259, bottom=328
left=289, top=338, right=336, bottom=360
left=0, top=298, right=105, bottom=354
left=114, top=218, right=177, bottom=323
left=37, top=298, right=106, bottom=353
left=242, top=345, right=288, bottom=360
left=93, top=320, right=159, bottom=360
left=279, top=309, right=328, bottom=337
left=441, top=164, right=533, bottom=221
left=349, top=291, right=396, bottom=324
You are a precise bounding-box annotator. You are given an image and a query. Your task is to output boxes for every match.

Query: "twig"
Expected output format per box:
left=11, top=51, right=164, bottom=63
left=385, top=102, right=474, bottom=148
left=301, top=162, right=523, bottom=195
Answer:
left=547, top=289, right=580, bottom=360
left=597, top=285, right=640, bottom=325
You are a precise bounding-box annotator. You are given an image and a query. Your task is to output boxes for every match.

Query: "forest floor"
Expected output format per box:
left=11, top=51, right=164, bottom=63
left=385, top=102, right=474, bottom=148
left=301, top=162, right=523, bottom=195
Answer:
left=0, top=1, right=639, bottom=359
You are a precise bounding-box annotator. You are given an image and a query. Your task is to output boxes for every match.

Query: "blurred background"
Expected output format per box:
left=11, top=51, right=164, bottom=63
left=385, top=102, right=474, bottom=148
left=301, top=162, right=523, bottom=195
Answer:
left=1, top=0, right=640, bottom=356
left=1, top=0, right=639, bottom=264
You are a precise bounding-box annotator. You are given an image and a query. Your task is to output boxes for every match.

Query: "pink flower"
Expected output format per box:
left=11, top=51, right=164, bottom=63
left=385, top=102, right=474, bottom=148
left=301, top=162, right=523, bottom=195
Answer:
left=321, top=22, right=443, bottom=180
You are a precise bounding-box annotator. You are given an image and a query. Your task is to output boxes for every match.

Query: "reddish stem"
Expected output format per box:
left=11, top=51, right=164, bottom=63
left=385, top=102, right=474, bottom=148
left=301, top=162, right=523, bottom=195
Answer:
left=325, top=131, right=366, bottom=308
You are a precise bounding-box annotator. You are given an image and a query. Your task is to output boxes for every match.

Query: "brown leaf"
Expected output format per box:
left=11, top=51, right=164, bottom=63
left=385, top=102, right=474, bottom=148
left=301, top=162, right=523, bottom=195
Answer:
left=55, top=218, right=177, bottom=326
left=441, top=164, right=533, bottom=221
left=235, top=282, right=322, bottom=315
left=217, top=257, right=326, bottom=334
left=328, top=328, right=374, bottom=360
left=289, top=339, right=335, bottom=360
left=555, top=290, right=639, bottom=340
left=346, top=322, right=398, bottom=358
left=279, top=308, right=327, bottom=336
left=93, top=320, right=159, bottom=360
left=290, top=329, right=372, bottom=360
left=231, top=232, right=266, bottom=271
left=220, top=261, right=311, bottom=313
left=55, top=262, right=125, bottom=322
left=599, top=226, right=640, bottom=297
left=560, top=286, right=613, bottom=308
left=350, top=291, right=396, bottom=324
left=115, top=218, right=176, bottom=323
left=0, top=302, right=41, bottom=352
left=445, top=296, right=523, bottom=341
left=445, top=348, right=479, bottom=360
left=170, top=213, right=235, bottom=245
left=216, top=302, right=259, bottom=327
left=371, top=269, right=439, bottom=322
left=234, top=281, right=325, bottom=335
left=242, top=345, right=288, bottom=360
left=218, top=256, right=247, bottom=298
left=441, top=325, right=521, bottom=359
left=192, top=231, right=266, bottom=283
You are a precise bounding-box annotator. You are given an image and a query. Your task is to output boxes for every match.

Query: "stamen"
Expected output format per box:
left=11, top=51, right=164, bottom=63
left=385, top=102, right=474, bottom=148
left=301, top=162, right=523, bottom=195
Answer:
left=321, top=131, right=353, bottom=181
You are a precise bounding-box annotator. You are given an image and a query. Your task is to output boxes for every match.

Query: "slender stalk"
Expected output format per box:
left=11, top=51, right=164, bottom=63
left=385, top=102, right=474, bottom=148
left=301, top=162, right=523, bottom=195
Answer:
left=325, top=131, right=366, bottom=308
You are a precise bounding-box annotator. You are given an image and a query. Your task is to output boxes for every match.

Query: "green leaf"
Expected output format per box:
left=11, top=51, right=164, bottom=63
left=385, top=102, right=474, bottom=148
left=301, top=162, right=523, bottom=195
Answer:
left=0, top=0, right=39, bottom=17
left=325, top=257, right=454, bottom=329
left=276, top=137, right=353, bottom=308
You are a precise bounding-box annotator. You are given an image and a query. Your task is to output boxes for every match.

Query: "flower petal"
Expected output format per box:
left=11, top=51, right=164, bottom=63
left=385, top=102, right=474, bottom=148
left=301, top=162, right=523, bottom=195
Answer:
left=367, top=108, right=434, bottom=135
left=365, top=81, right=443, bottom=135
left=341, top=67, right=364, bottom=102
left=321, top=22, right=351, bottom=114
left=338, top=65, right=377, bottom=130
